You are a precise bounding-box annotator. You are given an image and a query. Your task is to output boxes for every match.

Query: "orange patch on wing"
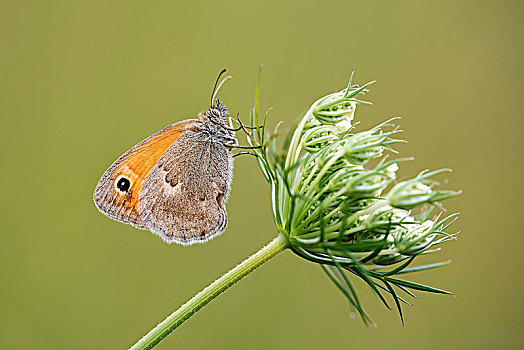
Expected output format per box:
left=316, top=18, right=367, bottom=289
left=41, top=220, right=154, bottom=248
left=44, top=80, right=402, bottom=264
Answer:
left=109, top=120, right=201, bottom=221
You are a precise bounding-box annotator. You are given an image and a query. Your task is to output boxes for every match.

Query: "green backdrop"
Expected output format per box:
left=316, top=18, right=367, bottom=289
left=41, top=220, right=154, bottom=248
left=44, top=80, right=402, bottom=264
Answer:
left=1, top=1, right=522, bottom=349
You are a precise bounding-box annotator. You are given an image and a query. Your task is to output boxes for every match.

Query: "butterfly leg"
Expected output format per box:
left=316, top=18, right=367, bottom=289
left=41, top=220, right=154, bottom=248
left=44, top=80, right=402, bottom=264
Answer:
left=233, top=151, right=258, bottom=158
left=225, top=144, right=261, bottom=150
left=207, top=116, right=243, bottom=132
left=227, top=114, right=240, bottom=130
left=230, top=113, right=263, bottom=130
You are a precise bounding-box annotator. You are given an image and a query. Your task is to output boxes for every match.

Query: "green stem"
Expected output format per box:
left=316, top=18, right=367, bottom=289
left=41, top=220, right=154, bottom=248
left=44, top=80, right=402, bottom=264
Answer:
left=129, top=234, right=289, bottom=350
left=285, top=110, right=311, bottom=169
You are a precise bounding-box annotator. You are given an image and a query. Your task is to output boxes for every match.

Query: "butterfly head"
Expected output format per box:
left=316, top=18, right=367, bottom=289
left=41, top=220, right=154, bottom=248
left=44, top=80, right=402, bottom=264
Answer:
left=205, top=99, right=229, bottom=124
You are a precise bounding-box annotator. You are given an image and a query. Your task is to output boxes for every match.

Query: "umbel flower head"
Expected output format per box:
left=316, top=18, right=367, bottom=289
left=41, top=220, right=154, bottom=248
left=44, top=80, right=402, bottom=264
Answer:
left=246, top=71, right=460, bottom=325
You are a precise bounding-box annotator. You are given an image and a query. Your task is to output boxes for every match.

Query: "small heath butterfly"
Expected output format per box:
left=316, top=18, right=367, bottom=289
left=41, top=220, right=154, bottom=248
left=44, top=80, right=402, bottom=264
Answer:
left=94, top=70, right=243, bottom=245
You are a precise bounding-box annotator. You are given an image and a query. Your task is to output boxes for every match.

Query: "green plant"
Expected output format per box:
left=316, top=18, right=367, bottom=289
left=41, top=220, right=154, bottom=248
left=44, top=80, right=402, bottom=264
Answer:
left=130, top=69, right=460, bottom=349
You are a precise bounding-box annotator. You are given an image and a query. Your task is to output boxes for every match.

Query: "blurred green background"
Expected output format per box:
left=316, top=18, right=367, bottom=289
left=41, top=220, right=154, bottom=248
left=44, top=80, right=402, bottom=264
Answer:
left=1, top=1, right=522, bottom=349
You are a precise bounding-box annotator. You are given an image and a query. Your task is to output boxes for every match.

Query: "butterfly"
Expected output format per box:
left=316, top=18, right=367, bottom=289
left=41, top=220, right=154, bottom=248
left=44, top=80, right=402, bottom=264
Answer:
left=93, top=70, right=254, bottom=245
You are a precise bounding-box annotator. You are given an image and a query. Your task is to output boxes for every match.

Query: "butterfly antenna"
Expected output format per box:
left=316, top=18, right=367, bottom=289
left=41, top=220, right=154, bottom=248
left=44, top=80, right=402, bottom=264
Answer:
left=211, top=68, right=232, bottom=107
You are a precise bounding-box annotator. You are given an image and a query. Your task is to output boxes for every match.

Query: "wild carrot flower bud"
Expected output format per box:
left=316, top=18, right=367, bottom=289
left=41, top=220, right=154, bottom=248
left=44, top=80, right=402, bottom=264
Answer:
left=340, top=120, right=404, bottom=165
left=388, top=169, right=460, bottom=210
left=302, top=125, right=340, bottom=153
left=311, top=72, right=371, bottom=125
left=249, top=72, right=460, bottom=325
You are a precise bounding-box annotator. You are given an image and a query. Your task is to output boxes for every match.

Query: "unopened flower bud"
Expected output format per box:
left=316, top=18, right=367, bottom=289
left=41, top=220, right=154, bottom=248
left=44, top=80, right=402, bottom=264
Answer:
left=302, top=125, right=340, bottom=153
left=388, top=169, right=458, bottom=210
left=394, top=220, right=436, bottom=255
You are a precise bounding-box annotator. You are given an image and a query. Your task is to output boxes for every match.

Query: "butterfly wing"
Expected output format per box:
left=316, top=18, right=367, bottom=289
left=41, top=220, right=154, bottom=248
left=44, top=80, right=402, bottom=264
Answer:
left=138, top=129, right=233, bottom=245
left=93, top=119, right=202, bottom=228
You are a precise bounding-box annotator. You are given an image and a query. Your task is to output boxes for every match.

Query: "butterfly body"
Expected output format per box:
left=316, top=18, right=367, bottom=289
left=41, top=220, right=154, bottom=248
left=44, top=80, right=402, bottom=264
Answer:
left=94, top=102, right=237, bottom=245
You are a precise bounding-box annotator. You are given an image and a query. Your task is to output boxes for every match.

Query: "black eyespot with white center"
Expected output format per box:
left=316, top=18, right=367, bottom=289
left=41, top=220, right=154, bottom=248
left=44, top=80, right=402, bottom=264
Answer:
left=116, top=177, right=131, bottom=192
